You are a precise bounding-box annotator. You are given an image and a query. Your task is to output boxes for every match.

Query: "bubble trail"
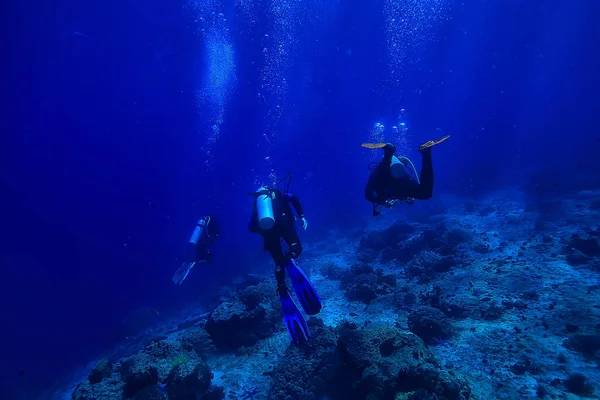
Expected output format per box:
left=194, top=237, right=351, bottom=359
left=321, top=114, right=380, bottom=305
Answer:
left=187, top=1, right=237, bottom=169
left=384, top=0, right=452, bottom=86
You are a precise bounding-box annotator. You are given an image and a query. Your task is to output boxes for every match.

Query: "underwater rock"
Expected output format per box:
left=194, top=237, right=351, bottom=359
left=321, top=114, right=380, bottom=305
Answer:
left=360, top=230, right=388, bottom=252
left=446, top=228, right=472, bottom=247
left=178, top=327, right=216, bottom=356
left=88, top=358, right=113, bottom=384
left=345, top=273, right=379, bottom=303
left=385, top=221, right=417, bottom=243
left=205, top=295, right=278, bottom=350
left=417, top=285, right=443, bottom=310
left=341, top=264, right=397, bottom=304
left=472, top=242, right=491, bottom=254
left=268, top=319, right=339, bottom=400
left=142, top=337, right=178, bottom=360
left=72, top=330, right=218, bottom=400
left=235, top=274, right=266, bottom=291
left=480, top=304, right=504, bottom=320
left=71, top=373, right=124, bottom=400
left=379, top=224, right=472, bottom=264
left=270, top=321, right=470, bottom=399
left=238, top=280, right=277, bottom=309
left=357, top=246, right=381, bottom=264
left=358, top=222, right=416, bottom=263
left=407, top=306, right=454, bottom=344
left=166, top=359, right=213, bottom=400
left=176, top=311, right=210, bottom=331
left=563, top=334, right=600, bottom=358
left=339, top=326, right=439, bottom=389
left=128, top=338, right=191, bottom=381
left=509, top=356, right=543, bottom=376
left=567, top=234, right=600, bottom=258
left=132, top=385, right=166, bottom=400
left=405, top=251, right=454, bottom=283
left=434, top=370, right=472, bottom=400
left=321, top=261, right=346, bottom=280
left=565, top=249, right=590, bottom=266
left=432, top=286, right=480, bottom=319
left=203, top=385, right=226, bottom=400
left=338, top=326, right=471, bottom=399
left=564, top=373, right=595, bottom=397
left=122, top=366, right=159, bottom=398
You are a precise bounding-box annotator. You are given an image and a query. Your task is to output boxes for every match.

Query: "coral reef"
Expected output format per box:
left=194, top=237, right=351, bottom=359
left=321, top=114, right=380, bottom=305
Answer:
left=205, top=281, right=280, bottom=350
left=71, top=327, right=222, bottom=400
left=268, top=320, right=470, bottom=400
left=407, top=306, right=454, bottom=344
left=88, top=358, right=113, bottom=384
left=59, top=189, right=600, bottom=400
left=341, top=263, right=397, bottom=303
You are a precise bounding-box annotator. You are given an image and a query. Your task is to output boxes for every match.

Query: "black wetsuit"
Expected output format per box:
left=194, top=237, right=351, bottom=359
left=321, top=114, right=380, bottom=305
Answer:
left=365, top=146, right=434, bottom=205
left=248, top=189, right=305, bottom=289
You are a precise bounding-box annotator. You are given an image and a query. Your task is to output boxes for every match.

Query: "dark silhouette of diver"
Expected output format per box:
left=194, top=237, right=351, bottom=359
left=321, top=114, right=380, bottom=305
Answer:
left=189, top=215, right=220, bottom=263
left=364, top=136, right=449, bottom=216
left=172, top=215, right=221, bottom=285
left=248, top=175, right=321, bottom=345
left=248, top=189, right=307, bottom=285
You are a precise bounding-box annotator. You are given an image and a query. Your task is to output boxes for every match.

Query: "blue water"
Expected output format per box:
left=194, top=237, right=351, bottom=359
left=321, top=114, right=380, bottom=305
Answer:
left=2, top=0, right=600, bottom=399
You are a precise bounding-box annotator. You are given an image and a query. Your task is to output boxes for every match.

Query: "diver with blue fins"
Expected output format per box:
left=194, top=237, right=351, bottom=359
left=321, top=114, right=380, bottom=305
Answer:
left=172, top=215, right=221, bottom=285
left=363, top=136, right=450, bottom=216
left=248, top=174, right=322, bottom=344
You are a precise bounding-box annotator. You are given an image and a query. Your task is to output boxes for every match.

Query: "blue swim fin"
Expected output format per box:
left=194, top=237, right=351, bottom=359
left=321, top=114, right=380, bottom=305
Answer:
left=172, top=261, right=196, bottom=285
left=279, top=289, right=310, bottom=344
left=285, top=259, right=322, bottom=316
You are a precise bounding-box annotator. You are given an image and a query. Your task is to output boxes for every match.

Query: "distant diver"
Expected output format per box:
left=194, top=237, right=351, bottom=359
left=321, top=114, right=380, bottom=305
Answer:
left=363, top=136, right=450, bottom=216
left=248, top=174, right=322, bottom=345
left=172, top=215, right=221, bottom=285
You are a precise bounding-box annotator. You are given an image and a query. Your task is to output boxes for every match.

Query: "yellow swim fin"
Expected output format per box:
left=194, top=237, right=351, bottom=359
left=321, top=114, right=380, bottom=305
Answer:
left=361, top=142, right=387, bottom=149
left=418, top=135, right=450, bottom=151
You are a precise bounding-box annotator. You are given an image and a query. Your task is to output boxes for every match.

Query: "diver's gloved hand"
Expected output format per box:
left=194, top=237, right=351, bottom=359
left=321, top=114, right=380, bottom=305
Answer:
left=300, top=217, right=308, bottom=230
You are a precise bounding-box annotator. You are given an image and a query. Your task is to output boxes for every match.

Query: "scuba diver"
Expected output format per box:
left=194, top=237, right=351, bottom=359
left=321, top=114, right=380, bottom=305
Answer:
left=363, top=136, right=450, bottom=216
left=172, top=215, right=220, bottom=285
left=248, top=175, right=322, bottom=345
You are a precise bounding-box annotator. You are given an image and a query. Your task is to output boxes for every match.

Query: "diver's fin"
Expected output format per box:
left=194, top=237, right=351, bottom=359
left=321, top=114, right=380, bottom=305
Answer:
left=419, top=135, right=450, bottom=151
left=279, top=289, right=310, bottom=344
left=172, top=261, right=195, bottom=285
left=285, top=259, right=322, bottom=315
left=361, top=142, right=387, bottom=149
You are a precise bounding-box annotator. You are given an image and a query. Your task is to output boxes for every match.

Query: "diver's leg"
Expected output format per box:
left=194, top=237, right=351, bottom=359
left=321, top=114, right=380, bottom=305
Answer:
left=418, top=147, right=434, bottom=199
left=196, top=245, right=212, bottom=263
left=266, top=235, right=287, bottom=292
left=281, top=222, right=302, bottom=260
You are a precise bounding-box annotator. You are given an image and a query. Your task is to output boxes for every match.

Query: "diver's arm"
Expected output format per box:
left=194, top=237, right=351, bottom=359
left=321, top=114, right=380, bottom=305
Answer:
left=286, top=193, right=305, bottom=219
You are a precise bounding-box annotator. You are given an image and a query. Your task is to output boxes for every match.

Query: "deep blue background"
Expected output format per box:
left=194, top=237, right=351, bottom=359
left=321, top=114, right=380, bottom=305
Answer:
left=2, top=0, right=599, bottom=398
